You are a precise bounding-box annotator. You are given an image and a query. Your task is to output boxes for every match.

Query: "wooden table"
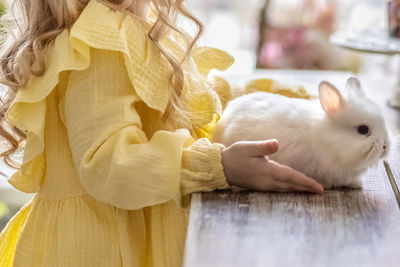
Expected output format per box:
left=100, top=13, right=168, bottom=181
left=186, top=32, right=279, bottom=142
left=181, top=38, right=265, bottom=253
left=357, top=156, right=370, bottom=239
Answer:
left=183, top=70, right=400, bottom=267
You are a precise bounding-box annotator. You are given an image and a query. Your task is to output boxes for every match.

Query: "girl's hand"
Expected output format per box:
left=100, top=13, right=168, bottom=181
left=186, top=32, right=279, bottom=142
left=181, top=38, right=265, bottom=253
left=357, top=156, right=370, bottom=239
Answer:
left=221, top=139, right=324, bottom=193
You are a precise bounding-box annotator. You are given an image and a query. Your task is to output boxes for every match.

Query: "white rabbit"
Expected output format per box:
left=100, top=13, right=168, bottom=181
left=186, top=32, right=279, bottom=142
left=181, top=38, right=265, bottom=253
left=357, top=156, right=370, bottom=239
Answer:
left=213, top=77, right=391, bottom=188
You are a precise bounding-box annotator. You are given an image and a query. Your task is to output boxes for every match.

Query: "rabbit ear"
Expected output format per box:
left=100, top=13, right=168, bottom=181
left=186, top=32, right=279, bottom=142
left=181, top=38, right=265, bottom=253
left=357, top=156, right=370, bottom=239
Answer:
left=346, top=77, right=365, bottom=98
left=319, top=81, right=345, bottom=115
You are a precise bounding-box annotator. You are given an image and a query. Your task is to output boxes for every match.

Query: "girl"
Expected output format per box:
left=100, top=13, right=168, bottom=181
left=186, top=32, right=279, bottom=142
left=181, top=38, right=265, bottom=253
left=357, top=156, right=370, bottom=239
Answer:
left=0, top=0, right=323, bottom=266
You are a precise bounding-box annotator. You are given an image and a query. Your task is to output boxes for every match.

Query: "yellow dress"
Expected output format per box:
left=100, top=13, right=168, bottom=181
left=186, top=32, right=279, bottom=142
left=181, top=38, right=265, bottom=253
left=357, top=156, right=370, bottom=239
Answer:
left=0, top=1, right=313, bottom=266
left=0, top=1, right=234, bottom=266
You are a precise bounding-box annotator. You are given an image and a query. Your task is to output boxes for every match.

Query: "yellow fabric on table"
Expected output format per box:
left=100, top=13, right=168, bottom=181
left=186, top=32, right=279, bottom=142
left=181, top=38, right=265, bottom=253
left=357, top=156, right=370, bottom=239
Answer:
left=245, top=78, right=314, bottom=99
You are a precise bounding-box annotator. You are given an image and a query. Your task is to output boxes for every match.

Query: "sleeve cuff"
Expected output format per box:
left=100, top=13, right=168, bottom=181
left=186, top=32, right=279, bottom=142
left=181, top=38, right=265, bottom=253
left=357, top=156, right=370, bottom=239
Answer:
left=181, top=139, right=231, bottom=196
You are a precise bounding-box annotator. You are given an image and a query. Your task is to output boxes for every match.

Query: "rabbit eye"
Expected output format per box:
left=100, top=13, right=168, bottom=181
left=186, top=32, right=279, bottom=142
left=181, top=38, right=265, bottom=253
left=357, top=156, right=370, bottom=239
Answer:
left=357, top=125, right=369, bottom=135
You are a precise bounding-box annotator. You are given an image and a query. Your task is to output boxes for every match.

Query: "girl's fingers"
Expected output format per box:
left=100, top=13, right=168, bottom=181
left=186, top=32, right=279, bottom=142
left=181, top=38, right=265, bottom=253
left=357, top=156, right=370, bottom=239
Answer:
left=270, top=181, right=322, bottom=193
left=237, top=139, right=279, bottom=157
left=268, top=161, right=324, bottom=193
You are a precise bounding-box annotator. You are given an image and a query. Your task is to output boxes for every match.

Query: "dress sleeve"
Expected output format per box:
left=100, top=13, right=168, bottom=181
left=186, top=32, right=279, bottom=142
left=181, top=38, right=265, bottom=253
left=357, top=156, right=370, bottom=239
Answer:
left=64, top=48, right=229, bottom=210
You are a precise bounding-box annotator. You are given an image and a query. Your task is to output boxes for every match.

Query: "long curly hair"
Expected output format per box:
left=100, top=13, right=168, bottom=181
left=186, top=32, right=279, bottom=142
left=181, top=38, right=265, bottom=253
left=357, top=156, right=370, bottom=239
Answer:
left=0, top=0, right=204, bottom=168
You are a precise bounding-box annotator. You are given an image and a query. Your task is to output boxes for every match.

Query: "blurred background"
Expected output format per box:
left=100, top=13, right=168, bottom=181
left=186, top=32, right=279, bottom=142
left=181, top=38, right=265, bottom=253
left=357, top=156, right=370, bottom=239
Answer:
left=187, top=0, right=395, bottom=75
left=1, top=0, right=399, bottom=231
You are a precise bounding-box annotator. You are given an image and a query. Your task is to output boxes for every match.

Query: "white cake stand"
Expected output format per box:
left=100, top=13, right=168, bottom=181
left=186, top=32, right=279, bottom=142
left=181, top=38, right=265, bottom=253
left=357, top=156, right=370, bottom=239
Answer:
left=330, top=29, right=400, bottom=109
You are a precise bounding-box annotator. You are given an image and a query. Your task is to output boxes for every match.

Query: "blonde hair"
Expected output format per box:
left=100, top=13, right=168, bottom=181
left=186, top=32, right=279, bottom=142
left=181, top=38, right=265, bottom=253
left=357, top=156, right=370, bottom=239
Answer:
left=0, top=0, right=204, bottom=167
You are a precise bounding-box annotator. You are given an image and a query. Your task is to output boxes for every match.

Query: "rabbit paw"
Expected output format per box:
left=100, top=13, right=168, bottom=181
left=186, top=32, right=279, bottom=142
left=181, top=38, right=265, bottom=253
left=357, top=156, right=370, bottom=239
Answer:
left=346, top=180, right=362, bottom=189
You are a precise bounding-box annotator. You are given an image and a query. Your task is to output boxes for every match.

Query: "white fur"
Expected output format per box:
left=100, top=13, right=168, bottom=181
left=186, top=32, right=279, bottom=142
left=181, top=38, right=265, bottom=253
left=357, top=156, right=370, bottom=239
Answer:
left=213, top=78, right=391, bottom=188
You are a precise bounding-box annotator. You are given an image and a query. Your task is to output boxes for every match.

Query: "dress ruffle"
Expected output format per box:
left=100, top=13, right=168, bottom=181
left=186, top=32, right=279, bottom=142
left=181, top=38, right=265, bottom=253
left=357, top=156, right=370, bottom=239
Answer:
left=5, top=0, right=234, bottom=193
left=6, top=30, right=88, bottom=193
